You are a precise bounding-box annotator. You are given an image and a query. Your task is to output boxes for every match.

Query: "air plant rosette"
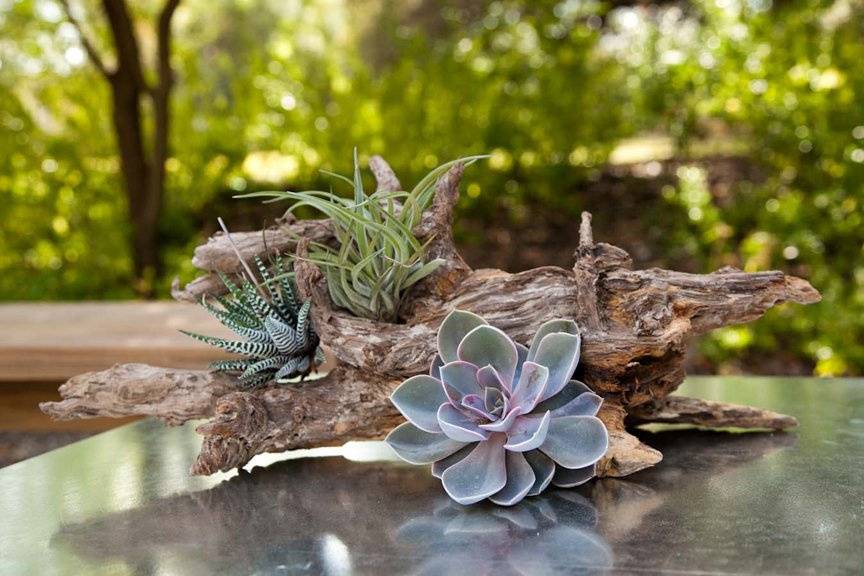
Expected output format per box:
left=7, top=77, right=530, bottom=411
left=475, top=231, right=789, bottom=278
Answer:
left=240, top=150, right=485, bottom=322
left=386, top=310, right=609, bottom=506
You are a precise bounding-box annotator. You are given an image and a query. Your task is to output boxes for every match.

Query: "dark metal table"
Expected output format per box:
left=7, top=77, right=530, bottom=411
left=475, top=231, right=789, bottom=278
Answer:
left=2, top=377, right=862, bottom=575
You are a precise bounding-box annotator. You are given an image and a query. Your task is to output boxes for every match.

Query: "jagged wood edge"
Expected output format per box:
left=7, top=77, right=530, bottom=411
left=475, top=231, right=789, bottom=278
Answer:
left=627, top=395, right=798, bottom=430
left=171, top=155, right=404, bottom=301
left=44, top=156, right=820, bottom=478
left=40, top=363, right=238, bottom=425
left=39, top=363, right=798, bottom=477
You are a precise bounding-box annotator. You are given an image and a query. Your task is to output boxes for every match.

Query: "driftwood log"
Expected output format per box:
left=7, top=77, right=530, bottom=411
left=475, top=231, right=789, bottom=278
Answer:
left=41, top=156, right=820, bottom=478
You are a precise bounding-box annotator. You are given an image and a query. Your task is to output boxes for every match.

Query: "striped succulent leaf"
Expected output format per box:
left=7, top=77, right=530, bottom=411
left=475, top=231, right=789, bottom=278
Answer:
left=182, top=256, right=323, bottom=386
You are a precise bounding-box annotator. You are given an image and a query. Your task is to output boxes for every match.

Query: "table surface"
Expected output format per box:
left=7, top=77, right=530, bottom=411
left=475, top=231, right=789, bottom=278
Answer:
left=1, top=377, right=862, bottom=576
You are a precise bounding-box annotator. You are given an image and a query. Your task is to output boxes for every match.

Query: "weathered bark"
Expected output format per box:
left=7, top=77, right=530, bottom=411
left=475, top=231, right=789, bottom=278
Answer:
left=41, top=363, right=238, bottom=425
left=42, top=363, right=646, bottom=476
left=190, top=365, right=405, bottom=475
left=43, top=157, right=819, bottom=478
left=596, top=402, right=662, bottom=477
left=60, top=0, right=180, bottom=292
left=628, top=395, right=798, bottom=430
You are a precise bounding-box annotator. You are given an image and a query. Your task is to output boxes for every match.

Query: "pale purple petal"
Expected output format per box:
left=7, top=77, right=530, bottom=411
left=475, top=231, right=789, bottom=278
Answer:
left=431, top=444, right=475, bottom=478
left=527, top=319, right=579, bottom=361
left=534, top=332, right=582, bottom=402
left=438, top=403, right=491, bottom=442
left=478, top=405, right=524, bottom=432
left=437, top=309, right=487, bottom=363
left=484, top=386, right=505, bottom=414
left=504, top=411, right=551, bottom=452
left=513, top=343, right=529, bottom=384
left=477, top=365, right=506, bottom=393
left=440, top=361, right=480, bottom=404
left=540, top=415, right=608, bottom=469
left=461, top=394, right=492, bottom=420
left=390, top=375, right=447, bottom=433
left=457, top=325, right=519, bottom=385
left=430, top=354, right=444, bottom=379
left=489, top=451, right=536, bottom=506
left=523, top=450, right=556, bottom=496
left=509, top=361, right=549, bottom=413
left=386, top=422, right=468, bottom=464
left=549, top=392, right=603, bottom=418
left=533, top=379, right=593, bottom=414
left=441, top=434, right=508, bottom=505
left=552, top=463, right=596, bottom=488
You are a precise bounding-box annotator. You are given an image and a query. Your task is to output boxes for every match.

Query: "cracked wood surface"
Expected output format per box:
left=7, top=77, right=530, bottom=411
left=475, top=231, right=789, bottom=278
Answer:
left=628, top=395, right=799, bottom=430
left=43, top=155, right=819, bottom=477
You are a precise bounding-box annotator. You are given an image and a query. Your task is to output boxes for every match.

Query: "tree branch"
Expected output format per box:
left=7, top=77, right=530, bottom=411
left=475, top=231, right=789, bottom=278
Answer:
left=369, top=154, right=401, bottom=193
left=144, top=0, right=181, bottom=269
left=155, top=0, right=181, bottom=94
left=101, top=0, right=150, bottom=93
left=59, top=0, right=112, bottom=78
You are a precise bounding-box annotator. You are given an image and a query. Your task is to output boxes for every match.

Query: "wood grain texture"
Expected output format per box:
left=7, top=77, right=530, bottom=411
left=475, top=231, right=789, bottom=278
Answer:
left=40, top=363, right=239, bottom=425
left=43, top=156, right=819, bottom=478
left=0, top=302, right=232, bottom=381
left=628, top=395, right=798, bottom=430
left=1, top=381, right=136, bottom=433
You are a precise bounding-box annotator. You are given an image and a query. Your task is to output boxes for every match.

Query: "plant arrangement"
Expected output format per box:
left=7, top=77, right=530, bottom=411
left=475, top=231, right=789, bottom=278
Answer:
left=182, top=254, right=324, bottom=387
left=43, top=154, right=817, bottom=481
left=386, top=310, right=608, bottom=505
left=240, top=150, right=484, bottom=322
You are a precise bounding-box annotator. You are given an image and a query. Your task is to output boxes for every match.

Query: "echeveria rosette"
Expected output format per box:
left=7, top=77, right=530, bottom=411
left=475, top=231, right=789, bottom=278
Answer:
left=385, top=309, right=609, bottom=506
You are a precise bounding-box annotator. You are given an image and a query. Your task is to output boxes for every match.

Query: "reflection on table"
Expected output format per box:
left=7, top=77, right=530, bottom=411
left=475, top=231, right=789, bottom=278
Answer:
left=1, top=377, right=862, bottom=575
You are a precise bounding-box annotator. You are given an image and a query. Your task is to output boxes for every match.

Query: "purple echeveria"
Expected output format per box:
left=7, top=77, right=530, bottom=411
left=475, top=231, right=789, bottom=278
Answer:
left=386, top=309, right=608, bottom=506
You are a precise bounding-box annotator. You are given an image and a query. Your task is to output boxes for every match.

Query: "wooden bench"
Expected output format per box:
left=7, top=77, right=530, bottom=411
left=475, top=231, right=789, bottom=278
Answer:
left=0, top=302, right=231, bottom=381
left=0, top=302, right=230, bottom=434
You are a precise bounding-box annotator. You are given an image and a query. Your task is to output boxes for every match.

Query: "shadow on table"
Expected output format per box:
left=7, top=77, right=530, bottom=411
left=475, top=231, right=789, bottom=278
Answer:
left=51, top=427, right=795, bottom=575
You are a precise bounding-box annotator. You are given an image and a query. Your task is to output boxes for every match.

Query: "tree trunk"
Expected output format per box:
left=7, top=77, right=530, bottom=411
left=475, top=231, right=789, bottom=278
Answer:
left=61, top=0, right=179, bottom=295
left=139, top=0, right=180, bottom=287
left=108, top=72, right=157, bottom=286
left=100, top=0, right=161, bottom=293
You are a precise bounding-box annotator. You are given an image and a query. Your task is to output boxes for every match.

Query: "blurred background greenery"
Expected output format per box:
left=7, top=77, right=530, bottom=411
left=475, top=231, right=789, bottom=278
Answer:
left=1, top=0, right=862, bottom=376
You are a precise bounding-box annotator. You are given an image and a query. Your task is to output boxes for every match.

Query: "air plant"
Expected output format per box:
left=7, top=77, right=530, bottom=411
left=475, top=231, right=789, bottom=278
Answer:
left=239, top=150, right=485, bottom=322
left=182, top=220, right=324, bottom=387
left=385, top=310, right=608, bottom=506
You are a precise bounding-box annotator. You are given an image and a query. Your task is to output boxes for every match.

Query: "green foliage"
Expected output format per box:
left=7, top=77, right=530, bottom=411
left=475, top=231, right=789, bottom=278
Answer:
left=0, top=0, right=133, bottom=298
left=2, top=0, right=864, bottom=374
left=613, top=0, right=864, bottom=375
left=182, top=256, right=323, bottom=386
left=244, top=151, right=484, bottom=321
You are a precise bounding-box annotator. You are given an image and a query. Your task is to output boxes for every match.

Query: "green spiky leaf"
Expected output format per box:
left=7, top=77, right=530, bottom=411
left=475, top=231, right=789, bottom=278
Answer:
left=183, top=257, right=324, bottom=387
left=238, top=151, right=487, bottom=321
